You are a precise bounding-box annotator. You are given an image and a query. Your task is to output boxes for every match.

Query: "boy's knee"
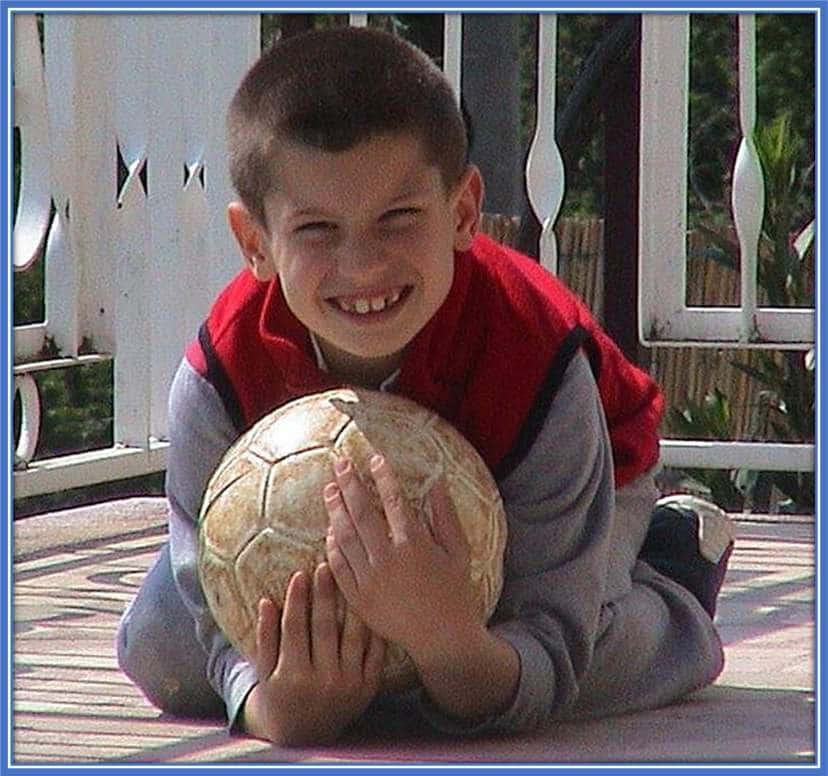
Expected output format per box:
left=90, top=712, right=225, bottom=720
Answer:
left=116, top=611, right=191, bottom=715
left=116, top=546, right=225, bottom=719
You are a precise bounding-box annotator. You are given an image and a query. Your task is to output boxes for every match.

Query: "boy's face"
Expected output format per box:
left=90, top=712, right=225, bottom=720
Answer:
left=228, top=132, right=482, bottom=385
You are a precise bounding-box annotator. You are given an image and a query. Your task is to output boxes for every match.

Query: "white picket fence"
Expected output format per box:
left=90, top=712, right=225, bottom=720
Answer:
left=12, top=12, right=815, bottom=499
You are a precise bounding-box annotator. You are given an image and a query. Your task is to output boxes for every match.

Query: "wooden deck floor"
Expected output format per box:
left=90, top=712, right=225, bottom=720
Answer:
left=11, top=498, right=816, bottom=765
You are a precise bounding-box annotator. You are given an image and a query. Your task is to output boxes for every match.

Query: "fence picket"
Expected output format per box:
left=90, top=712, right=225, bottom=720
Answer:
left=13, top=15, right=52, bottom=273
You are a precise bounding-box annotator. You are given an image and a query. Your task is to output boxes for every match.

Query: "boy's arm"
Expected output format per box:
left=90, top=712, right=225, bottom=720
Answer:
left=412, top=348, right=614, bottom=728
left=415, top=351, right=722, bottom=733
left=164, top=359, right=259, bottom=726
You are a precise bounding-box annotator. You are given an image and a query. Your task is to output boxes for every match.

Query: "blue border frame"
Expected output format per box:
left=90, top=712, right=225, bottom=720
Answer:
left=1, top=2, right=824, bottom=775
left=0, top=2, right=825, bottom=11
left=2, top=5, right=10, bottom=776
left=819, top=0, right=826, bottom=762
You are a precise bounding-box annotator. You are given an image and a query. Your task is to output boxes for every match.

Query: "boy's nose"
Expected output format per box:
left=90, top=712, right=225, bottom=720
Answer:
left=336, top=239, right=388, bottom=280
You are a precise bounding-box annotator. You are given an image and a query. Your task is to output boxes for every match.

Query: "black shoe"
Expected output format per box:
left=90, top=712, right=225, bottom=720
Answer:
left=639, top=494, right=736, bottom=619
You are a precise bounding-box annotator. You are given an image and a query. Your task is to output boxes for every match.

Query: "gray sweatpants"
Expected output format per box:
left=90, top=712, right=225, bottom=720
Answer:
left=116, top=543, right=224, bottom=719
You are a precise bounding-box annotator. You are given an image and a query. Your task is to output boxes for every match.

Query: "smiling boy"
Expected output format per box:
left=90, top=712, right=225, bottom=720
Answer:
left=227, top=130, right=466, bottom=388
left=117, top=26, right=734, bottom=746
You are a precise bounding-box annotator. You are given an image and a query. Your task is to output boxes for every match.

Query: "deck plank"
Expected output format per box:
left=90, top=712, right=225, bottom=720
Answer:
left=11, top=498, right=816, bottom=765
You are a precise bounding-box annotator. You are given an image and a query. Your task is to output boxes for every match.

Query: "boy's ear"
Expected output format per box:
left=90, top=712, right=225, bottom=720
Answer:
left=227, top=201, right=276, bottom=282
left=452, top=165, right=484, bottom=252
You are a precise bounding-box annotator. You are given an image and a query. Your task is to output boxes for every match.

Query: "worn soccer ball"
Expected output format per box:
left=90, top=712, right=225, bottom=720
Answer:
left=197, top=387, right=507, bottom=692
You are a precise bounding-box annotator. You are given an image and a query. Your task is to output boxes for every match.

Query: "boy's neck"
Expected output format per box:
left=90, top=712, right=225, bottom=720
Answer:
left=312, top=333, right=403, bottom=390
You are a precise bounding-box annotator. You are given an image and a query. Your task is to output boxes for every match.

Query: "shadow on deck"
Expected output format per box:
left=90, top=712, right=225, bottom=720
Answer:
left=11, top=498, right=816, bottom=765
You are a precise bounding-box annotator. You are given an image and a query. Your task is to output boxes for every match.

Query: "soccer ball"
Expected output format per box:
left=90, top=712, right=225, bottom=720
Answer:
left=197, top=387, right=506, bottom=693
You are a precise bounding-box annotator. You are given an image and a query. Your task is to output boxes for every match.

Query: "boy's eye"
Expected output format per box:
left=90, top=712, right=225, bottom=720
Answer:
left=295, top=221, right=336, bottom=235
left=381, top=208, right=421, bottom=226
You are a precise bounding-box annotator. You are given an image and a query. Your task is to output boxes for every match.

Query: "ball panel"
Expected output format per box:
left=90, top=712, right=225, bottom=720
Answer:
left=200, top=462, right=269, bottom=561
left=199, top=549, right=254, bottom=654
left=431, top=422, right=502, bottom=503
left=328, top=389, right=434, bottom=431
left=262, top=448, right=335, bottom=542
left=444, top=478, right=506, bottom=619
left=233, top=524, right=324, bottom=659
left=344, top=423, right=443, bottom=494
left=245, top=394, right=351, bottom=464
left=200, top=451, right=263, bottom=522
left=333, top=421, right=418, bottom=519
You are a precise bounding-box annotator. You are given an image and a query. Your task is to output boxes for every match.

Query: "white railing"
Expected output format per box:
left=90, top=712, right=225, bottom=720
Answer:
left=526, top=14, right=565, bottom=275
left=639, top=14, right=814, bottom=349
left=637, top=14, right=815, bottom=473
left=11, top=12, right=815, bottom=500
left=13, top=13, right=260, bottom=498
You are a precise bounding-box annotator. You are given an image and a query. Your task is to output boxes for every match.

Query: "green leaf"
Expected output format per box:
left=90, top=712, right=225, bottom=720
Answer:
left=731, top=360, right=774, bottom=386
left=734, top=467, right=761, bottom=496
left=793, top=219, right=814, bottom=261
left=769, top=471, right=814, bottom=511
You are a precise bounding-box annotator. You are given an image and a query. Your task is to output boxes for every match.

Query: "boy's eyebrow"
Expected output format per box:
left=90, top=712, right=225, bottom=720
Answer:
left=286, top=180, right=432, bottom=220
left=389, top=183, right=430, bottom=203
left=289, top=205, right=334, bottom=219
left=387, top=172, right=437, bottom=202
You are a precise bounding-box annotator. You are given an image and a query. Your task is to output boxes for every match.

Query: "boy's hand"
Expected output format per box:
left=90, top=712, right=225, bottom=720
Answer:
left=323, top=455, right=482, bottom=667
left=240, top=564, right=385, bottom=746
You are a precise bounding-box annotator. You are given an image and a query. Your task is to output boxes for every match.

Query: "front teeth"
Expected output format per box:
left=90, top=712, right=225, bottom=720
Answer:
left=338, top=289, right=403, bottom=315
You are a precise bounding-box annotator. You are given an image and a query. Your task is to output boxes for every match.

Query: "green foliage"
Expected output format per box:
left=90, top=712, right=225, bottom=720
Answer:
left=687, top=15, right=738, bottom=216
left=261, top=14, right=279, bottom=48
left=733, top=351, right=814, bottom=441
left=14, top=356, right=114, bottom=460
left=666, top=390, right=744, bottom=510
left=703, top=110, right=814, bottom=309
left=754, top=114, right=814, bottom=306
left=14, top=253, right=45, bottom=325
left=695, top=113, right=814, bottom=308
left=755, top=13, right=815, bottom=179
left=733, top=347, right=814, bottom=512
left=38, top=362, right=113, bottom=456
left=555, top=15, right=607, bottom=216
left=670, top=388, right=732, bottom=440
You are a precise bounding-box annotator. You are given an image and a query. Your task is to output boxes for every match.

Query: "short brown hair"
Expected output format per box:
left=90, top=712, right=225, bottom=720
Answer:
left=226, top=26, right=469, bottom=227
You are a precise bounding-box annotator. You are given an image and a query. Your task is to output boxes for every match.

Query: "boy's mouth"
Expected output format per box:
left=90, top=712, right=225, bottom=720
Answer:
left=329, top=286, right=412, bottom=316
